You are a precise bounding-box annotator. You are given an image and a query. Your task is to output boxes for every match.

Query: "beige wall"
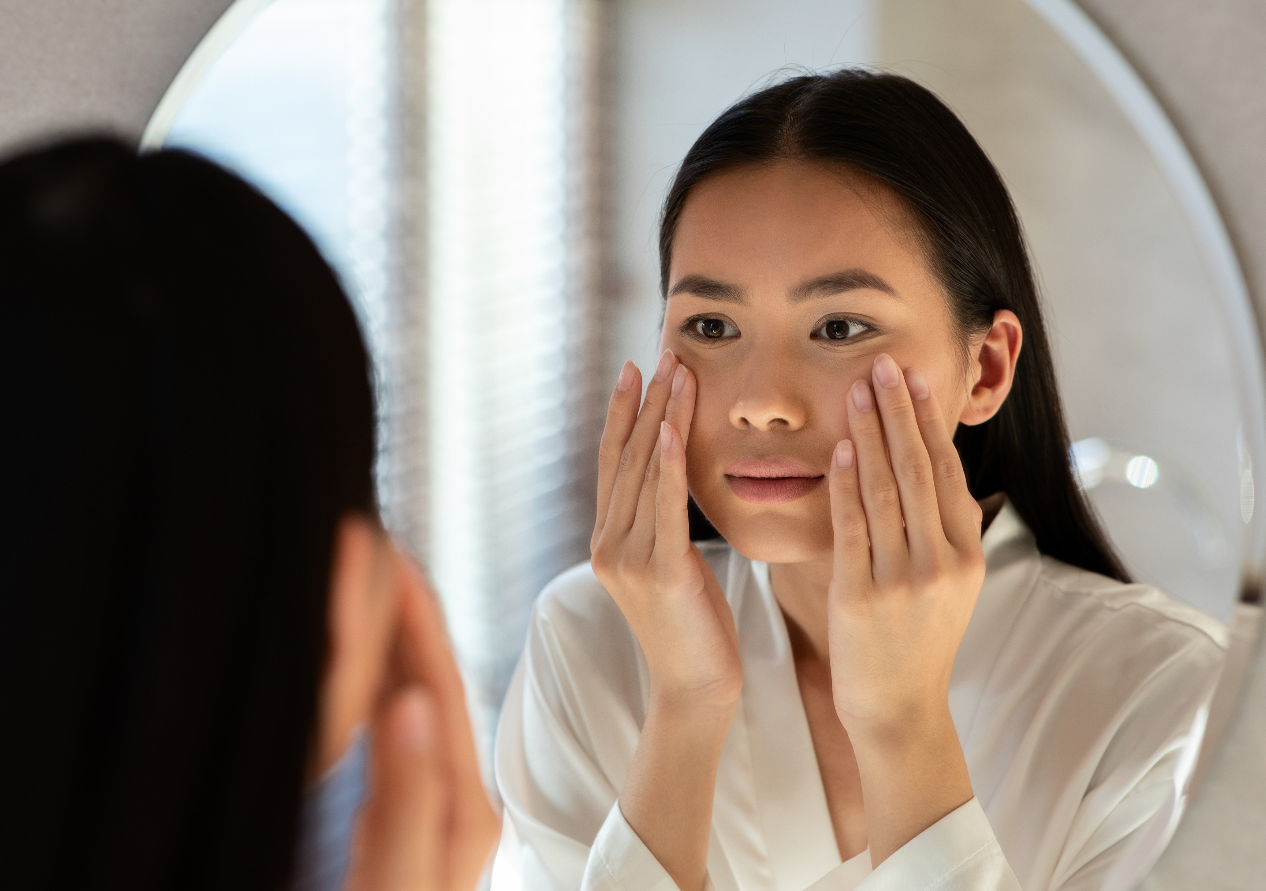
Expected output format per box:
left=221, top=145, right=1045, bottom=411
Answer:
left=1071, top=5, right=1266, bottom=884
left=1077, top=0, right=1266, bottom=353
left=0, top=0, right=234, bottom=154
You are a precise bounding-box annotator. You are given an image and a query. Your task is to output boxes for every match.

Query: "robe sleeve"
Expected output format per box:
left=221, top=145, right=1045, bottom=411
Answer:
left=1041, top=634, right=1217, bottom=891
left=808, top=613, right=1219, bottom=891
left=494, top=577, right=680, bottom=891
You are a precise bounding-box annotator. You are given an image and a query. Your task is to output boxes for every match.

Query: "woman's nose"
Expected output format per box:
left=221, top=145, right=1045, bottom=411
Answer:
left=728, top=364, right=807, bottom=432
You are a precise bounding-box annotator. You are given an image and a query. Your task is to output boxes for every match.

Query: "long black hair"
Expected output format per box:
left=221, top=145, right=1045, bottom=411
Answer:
left=663, top=69, right=1128, bottom=583
left=0, top=138, right=377, bottom=889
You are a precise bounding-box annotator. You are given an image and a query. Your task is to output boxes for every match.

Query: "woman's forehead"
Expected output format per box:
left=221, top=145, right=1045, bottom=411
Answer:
left=668, top=162, right=932, bottom=300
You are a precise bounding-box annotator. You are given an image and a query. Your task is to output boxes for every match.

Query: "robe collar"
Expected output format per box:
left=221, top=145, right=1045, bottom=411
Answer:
left=710, top=499, right=1040, bottom=891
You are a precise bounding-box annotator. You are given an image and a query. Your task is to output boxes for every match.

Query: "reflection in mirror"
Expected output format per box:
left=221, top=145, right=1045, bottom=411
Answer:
left=148, top=0, right=1265, bottom=885
left=613, top=0, right=1263, bottom=628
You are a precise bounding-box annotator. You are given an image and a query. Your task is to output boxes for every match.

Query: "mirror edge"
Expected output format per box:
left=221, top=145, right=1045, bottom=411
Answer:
left=139, top=0, right=274, bottom=152
left=1023, top=0, right=1266, bottom=580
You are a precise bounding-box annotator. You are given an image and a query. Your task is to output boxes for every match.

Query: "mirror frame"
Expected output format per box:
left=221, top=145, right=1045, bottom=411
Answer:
left=1024, top=0, right=1266, bottom=583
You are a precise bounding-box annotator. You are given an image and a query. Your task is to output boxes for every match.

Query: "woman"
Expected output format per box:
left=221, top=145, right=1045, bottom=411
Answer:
left=0, top=139, right=498, bottom=891
left=494, top=70, right=1225, bottom=891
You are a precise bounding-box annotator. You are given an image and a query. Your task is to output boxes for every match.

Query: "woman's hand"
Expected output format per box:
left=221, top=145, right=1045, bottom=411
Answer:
left=343, top=559, right=501, bottom=891
left=827, top=352, right=983, bottom=866
left=590, top=350, right=742, bottom=710
left=591, top=350, right=741, bottom=891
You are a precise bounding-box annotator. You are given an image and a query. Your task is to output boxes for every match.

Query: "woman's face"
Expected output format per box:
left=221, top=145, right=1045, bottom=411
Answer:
left=662, top=161, right=978, bottom=565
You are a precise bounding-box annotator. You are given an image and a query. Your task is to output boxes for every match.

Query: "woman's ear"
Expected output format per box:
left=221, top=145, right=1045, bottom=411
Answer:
left=311, top=512, right=399, bottom=780
left=959, top=309, right=1022, bottom=427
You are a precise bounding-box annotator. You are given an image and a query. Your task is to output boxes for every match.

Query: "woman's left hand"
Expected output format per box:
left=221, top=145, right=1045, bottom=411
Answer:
left=826, top=352, right=984, bottom=865
left=344, top=560, right=501, bottom=891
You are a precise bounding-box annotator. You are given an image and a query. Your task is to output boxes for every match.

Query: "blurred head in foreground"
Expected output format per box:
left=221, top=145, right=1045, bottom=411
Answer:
left=0, top=138, right=497, bottom=891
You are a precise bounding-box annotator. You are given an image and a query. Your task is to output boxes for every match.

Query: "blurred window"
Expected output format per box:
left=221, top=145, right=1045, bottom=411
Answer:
left=163, top=0, right=610, bottom=746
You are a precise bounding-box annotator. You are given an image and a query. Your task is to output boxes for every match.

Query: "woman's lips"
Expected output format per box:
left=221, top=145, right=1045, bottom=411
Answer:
left=723, top=457, right=824, bottom=505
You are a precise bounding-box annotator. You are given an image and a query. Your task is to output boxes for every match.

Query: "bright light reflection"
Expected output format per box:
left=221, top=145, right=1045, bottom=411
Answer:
left=1125, top=455, right=1160, bottom=488
left=1070, top=437, right=1110, bottom=489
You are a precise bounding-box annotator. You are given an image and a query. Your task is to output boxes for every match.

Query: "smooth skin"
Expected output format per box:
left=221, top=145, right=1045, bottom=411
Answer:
left=590, top=160, right=1021, bottom=891
left=317, top=515, right=502, bottom=891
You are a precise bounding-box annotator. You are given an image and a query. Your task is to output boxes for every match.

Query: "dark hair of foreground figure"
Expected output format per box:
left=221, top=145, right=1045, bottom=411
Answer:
left=0, top=138, right=377, bottom=890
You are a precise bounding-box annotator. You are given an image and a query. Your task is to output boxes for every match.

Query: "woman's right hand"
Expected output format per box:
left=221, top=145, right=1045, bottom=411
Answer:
left=589, top=349, right=742, bottom=710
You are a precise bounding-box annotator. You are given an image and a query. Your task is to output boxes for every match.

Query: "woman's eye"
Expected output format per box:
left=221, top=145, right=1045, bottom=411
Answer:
left=687, top=317, right=739, bottom=340
left=814, top=317, right=868, bottom=342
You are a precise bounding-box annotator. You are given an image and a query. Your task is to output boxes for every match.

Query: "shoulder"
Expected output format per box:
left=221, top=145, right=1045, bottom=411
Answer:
left=993, top=555, right=1229, bottom=736
left=1032, top=556, right=1228, bottom=657
left=979, top=501, right=1226, bottom=674
left=532, top=559, right=627, bottom=637
left=519, top=560, right=645, bottom=717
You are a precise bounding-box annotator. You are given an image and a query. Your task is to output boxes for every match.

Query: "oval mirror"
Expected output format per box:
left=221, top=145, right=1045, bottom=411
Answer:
left=146, top=0, right=1266, bottom=884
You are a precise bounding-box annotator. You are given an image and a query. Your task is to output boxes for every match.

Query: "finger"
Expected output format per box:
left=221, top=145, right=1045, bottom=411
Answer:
left=601, top=349, right=680, bottom=542
left=652, top=422, right=692, bottom=563
left=395, top=562, right=502, bottom=889
left=628, top=361, right=697, bottom=562
left=396, top=561, right=488, bottom=811
left=663, top=363, right=697, bottom=450
left=345, top=688, right=447, bottom=891
left=828, top=440, right=873, bottom=597
left=869, top=354, right=943, bottom=560
left=593, top=360, right=641, bottom=550
left=847, top=377, right=908, bottom=575
left=905, top=369, right=983, bottom=551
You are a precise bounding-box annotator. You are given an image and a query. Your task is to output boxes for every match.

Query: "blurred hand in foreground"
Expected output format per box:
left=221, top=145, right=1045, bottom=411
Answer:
left=344, top=558, right=501, bottom=891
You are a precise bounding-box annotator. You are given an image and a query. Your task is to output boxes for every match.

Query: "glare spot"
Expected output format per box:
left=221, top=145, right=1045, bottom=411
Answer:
left=1124, top=455, right=1160, bottom=489
left=1070, top=438, right=1110, bottom=490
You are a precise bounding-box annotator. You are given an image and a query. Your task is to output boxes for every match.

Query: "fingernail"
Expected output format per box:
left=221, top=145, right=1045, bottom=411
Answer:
left=616, top=360, right=635, bottom=392
left=833, top=440, right=854, bottom=469
left=659, top=421, right=672, bottom=452
left=399, top=689, right=437, bottom=751
left=851, top=379, right=873, bottom=412
left=671, top=363, right=687, bottom=397
left=873, top=353, right=900, bottom=389
left=906, top=369, right=930, bottom=401
left=653, top=349, right=676, bottom=382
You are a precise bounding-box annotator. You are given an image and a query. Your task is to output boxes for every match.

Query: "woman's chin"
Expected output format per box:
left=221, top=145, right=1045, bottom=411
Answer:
left=710, top=513, right=833, bottom=565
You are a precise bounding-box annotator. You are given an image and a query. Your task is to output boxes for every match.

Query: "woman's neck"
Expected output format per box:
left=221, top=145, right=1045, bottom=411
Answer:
left=769, top=557, right=834, bottom=663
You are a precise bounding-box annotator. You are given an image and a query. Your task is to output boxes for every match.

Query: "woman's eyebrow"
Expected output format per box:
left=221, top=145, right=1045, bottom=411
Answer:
left=790, top=269, right=897, bottom=301
left=667, top=274, right=746, bottom=303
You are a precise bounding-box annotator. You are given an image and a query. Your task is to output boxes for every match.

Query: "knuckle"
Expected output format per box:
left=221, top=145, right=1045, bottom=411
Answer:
left=590, top=545, right=614, bottom=578
left=615, top=551, right=641, bottom=579
left=899, top=456, right=935, bottom=487
left=934, top=454, right=964, bottom=483
left=838, top=514, right=869, bottom=542
left=915, top=559, right=948, bottom=589
left=885, top=397, right=916, bottom=422
left=853, top=411, right=881, bottom=436
left=618, top=444, right=638, bottom=473
left=599, top=438, right=624, bottom=466
left=870, top=480, right=901, bottom=510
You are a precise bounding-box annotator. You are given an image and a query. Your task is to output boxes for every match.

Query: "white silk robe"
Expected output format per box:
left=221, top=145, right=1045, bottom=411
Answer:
left=492, top=501, right=1226, bottom=891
